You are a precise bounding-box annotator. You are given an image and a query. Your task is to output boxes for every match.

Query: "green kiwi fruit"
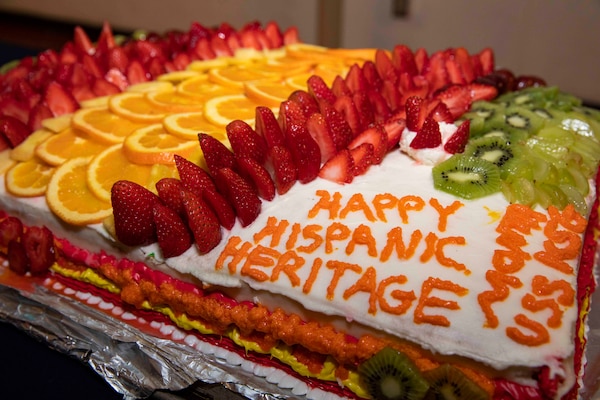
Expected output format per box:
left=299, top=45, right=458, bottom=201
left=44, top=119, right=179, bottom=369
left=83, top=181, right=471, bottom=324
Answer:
left=358, top=347, right=430, bottom=400
left=432, top=155, right=501, bottom=200
left=463, top=136, right=514, bottom=170
left=503, top=106, right=545, bottom=134
left=422, top=364, right=489, bottom=400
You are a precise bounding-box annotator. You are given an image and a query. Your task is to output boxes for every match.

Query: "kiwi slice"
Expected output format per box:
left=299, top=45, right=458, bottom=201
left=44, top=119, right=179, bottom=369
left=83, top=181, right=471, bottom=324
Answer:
left=359, top=347, right=430, bottom=400
left=463, top=136, right=514, bottom=170
left=432, top=155, right=501, bottom=200
left=503, top=106, right=545, bottom=134
left=423, top=364, right=489, bottom=400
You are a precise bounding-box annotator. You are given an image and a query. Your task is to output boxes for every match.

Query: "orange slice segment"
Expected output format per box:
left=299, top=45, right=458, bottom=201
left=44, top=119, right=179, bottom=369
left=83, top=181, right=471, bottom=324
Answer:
left=208, top=65, right=276, bottom=89
left=244, top=80, right=294, bottom=108
left=163, top=111, right=226, bottom=141
left=41, top=114, right=73, bottom=133
left=123, top=124, right=198, bottom=165
left=5, top=157, right=55, bottom=197
left=177, top=76, right=239, bottom=100
left=108, top=92, right=168, bottom=123
left=157, top=70, right=202, bottom=83
left=126, top=80, right=174, bottom=93
left=35, top=126, right=110, bottom=166
left=72, top=107, right=148, bottom=144
left=10, top=129, right=54, bottom=162
left=46, top=157, right=112, bottom=225
left=145, top=89, right=204, bottom=112
left=204, top=94, right=264, bottom=127
left=147, top=163, right=180, bottom=194
left=87, top=144, right=153, bottom=202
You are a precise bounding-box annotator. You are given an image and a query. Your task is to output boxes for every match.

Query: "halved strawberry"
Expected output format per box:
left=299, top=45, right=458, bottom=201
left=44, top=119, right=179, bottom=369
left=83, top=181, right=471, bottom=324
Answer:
left=288, top=90, right=320, bottom=119
left=319, top=99, right=353, bottom=150
left=0, top=115, right=30, bottom=148
left=44, top=81, right=79, bottom=117
left=331, top=76, right=352, bottom=98
left=97, top=20, right=116, bottom=54
left=181, top=189, right=222, bottom=253
left=202, top=188, right=236, bottom=230
left=427, top=100, right=454, bottom=124
left=380, top=80, right=402, bottom=113
left=236, top=156, right=276, bottom=201
left=215, top=168, right=262, bottom=227
left=414, top=48, right=428, bottom=74
left=405, top=96, right=426, bottom=131
left=255, top=106, right=286, bottom=149
left=286, top=122, right=321, bottom=184
left=478, top=48, right=495, bottom=76
left=73, top=26, right=94, bottom=56
left=126, top=60, right=150, bottom=85
left=82, top=53, right=104, bottom=79
left=92, top=77, right=121, bottom=97
left=0, top=97, right=30, bottom=125
left=104, top=68, right=129, bottom=91
left=174, top=154, right=217, bottom=195
left=422, top=50, right=450, bottom=94
left=375, top=49, right=398, bottom=85
left=108, top=46, right=130, bottom=73
left=156, top=177, right=186, bottom=216
left=391, top=44, right=418, bottom=77
left=27, top=102, right=54, bottom=132
left=318, top=149, right=354, bottom=184
left=444, top=119, right=470, bottom=154
left=153, top=202, right=192, bottom=258
left=410, top=116, right=442, bottom=149
left=199, top=133, right=238, bottom=176
left=264, top=21, right=284, bottom=48
left=7, top=240, right=28, bottom=275
left=350, top=142, right=375, bottom=177
left=0, top=216, right=23, bottom=248
left=453, top=47, right=476, bottom=83
left=283, top=26, right=301, bottom=45
left=466, top=82, right=498, bottom=102
left=226, top=120, right=268, bottom=164
left=434, top=85, right=472, bottom=118
left=348, top=126, right=388, bottom=165
left=334, top=95, right=362, bottom=137
left=22, top=226, right=55, bottom=275
left=367, top=90, right=392, bottom=123
left=111, top=180, right=161, bottom=246
left=269, top=145, right=297, bottom=195
left=382, top=117, right=406, bottom=150
left=307, top=75, right=337, bottom=105
left=362, top=61, right=383, bottom=90
left=353, top=92, right=375, bottom=129
left=306, top=113, right=337, bottom=163
left=278, top=100, right=307, bottom=137
left=344, top=64, right=368, bottom=94
left=210, top=35, right=234, bottom=57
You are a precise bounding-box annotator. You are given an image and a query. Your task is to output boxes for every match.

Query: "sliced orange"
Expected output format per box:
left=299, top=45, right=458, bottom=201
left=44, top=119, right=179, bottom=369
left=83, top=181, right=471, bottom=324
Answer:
left=35, top=126, right=109, bottom=166
left=123, top=124, right=198, bottom=165
left=72, top=106, right=148, bottom=144
left=157, top=70, right=202, bottom=83
left=80, top=95, right=110, bottom=108
left=244, top=80, right=295, bottom=108
left=285, top=43, right=335, bottom=62
left=163, top=111, right=226, bottom=141
left=46, top=157, right=113, bottom=225
left=10, top=129, right=54, bottom=162
left=42, top=114, right=73, bottom=133
left=326, top=47, right=378, bottom=63
left=0, top=150, right=16, bottom=175
left=177, top=75, right=238, bottom=100
left=87, top=144, right=153, bottom=202
left=285, top=73, right=312, bottom=90
left=261, top=57, right=314, bottom=76
left=147, top=163, right=180, bottom=194
left=204, top=94, right=264, bottom=127
left=186, top=58, right=230, bottom=72
left=127, top=80, right=174, bottom=93
left=108, top=92, right=168, bottom=123
left=5, top=157, right=54, bottom=197
left=208, top=65, right=276, bottom=89
left=145, top=88, right=204, bottom=112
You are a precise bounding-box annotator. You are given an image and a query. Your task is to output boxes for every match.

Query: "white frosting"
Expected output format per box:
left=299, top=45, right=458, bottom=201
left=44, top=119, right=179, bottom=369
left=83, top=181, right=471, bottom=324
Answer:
left=398, top=122, right=457, bottom=165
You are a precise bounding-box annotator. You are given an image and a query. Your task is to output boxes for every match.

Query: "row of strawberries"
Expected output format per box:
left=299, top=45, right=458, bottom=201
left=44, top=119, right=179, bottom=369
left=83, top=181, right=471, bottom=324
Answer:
left=111, top=45, right=505, bottom=258
left=0, top=21, right=299, bottom=150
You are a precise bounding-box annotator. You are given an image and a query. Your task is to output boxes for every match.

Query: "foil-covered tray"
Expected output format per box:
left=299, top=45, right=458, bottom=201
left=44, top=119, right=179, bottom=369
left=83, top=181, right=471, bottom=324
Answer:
left=0, top=263, right=599, bottom=400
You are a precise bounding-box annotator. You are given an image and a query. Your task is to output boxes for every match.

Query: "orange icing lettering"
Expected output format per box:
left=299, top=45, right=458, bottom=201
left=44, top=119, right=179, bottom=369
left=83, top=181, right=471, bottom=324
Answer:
left=377, top=275, right=416, bottom=315
left=429, top=198, right=463, bottom=232
left=345, top=224, right=378, bottom=257
left=297, top=224, right=324, bottom=253
left=253, top=216, right=290, bottom=246
left=372, top=193, right=397, bottom=222
left=343, top=266, right=378, bottom=314
left=420, top=232, right=467, bottom=272
left=420, top=232, right=437, bottom=263
left=478, top=270, right=522, bottom=328
left=414, top=277, right=468, bottom=327
left=285, top=223, right=302, bottom=250
left=215, top=236, right=253, bottom=274
left=506, top=314, right=550, bottom=346
left=302, top=257, right=323, bottom=294
left=339, top=193, right=377, bottom=222
left=397, top=195, right=425, bottom=224
left=325, top=222, right=351, bottom=253
left=271, top=251, right=305, bottom=287
left=521, top=294, right=563, bottom=329
left=531, top=275, right=575, bottom=307
left=380, top=227, right=422, bottom=262
left=308, top=190, right=342, bottom=219
left=325, top=260, right=362, bottom=300
left=241, top=245, right=280, bottom=282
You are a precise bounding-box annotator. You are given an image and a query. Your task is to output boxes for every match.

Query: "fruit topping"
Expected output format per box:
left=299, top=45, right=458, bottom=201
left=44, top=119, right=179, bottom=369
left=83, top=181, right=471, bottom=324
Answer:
left=215, top=167, right=262, bottom=227
left=432, top=155, right=501, bottom=200
left=423, top=364, right=488, bottom=400
left=182, top=189, right=222, bottom=253
left=111, top=180, right=161, bottom=246
left=153, top=202, right=192, bottom=258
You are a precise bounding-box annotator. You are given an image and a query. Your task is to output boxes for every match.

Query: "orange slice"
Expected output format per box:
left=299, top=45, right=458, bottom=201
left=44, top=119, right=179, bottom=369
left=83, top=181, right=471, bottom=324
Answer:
left=204, top=94, right=264, bottom=127
left=244, top=80, right=294, bottom=108
left=157, top=70, right=202, bottom=83
left=41, top=114, right=73, bottom=133
left=0, top=151, right=16, bottom=175
left=87, top=144, right=153, bottom=202
left=127, top=80, right=173, bottom=93
left=285, top=73, right=312, bottom=90
left=208, top=65, right=276, bottom=89
left=123, top=124, right=198, bottom=165
left=46, top=157, right=112, bottom=225
left=145, top=89, right=204, bottom=112
left=147, top=163, right=180, bottom=194
left=10, top=129, right=54, bottom=162
left=163, top=111, right=226, bottom=141
left=326, top=48, right=378, bottom=63
left=80, top=95, right=110, bottom=108
left=285, top=43, right=336, bottom=62
left=5, top=157, right=55, bottom=197
left=108, top=92, right=168, bottom=123
left=177, top=76, right=239, bottom=100
left=72, top=107, right=148, bottom=144
left=186, top=58, right=230, bottom=72
left=35, top=126, right=109, bottom=166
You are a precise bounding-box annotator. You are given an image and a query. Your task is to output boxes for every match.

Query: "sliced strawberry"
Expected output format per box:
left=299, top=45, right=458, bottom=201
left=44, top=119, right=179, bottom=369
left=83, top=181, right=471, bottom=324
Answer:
left=215, top=168, right=262, bottom=227
left=0, top=115, right=30, bottom=148
left=59, top=42, right=79, bottom=64
left=27, top=102, right=54, bottom=132
left=367, top=90, right=392, bottom=123
left=269, top=145, right=297, bottom=195
left=478, top=48, right=495, bottom=76
left=405, top=96, right=426, bottom=131
left=156, top=177, right=186, bottom=216
left=22, top=226, right=55, bottom=275
left=333, top=95, right=362, bottom=137
left=126, top=60, right=149, bottom=85
left=0, top=216, right=23, bottom=248
left=427, top=100, right=454, bottom=124
left=7, top=239, right=28, bottom=275
left=211, top=35, right=234, bottom=57
left=153, top=202, right=192, bottom=258
left=353, top=92, right=375, bottom=129
left=174, top=154, right=217, bottom=195
left=199, top=133, right=238, bottom=176
left=285, top=121, right=321, bottom=184
left=380, top=80, right=402, bottom=114
left=382, top=117, right=406, bottom=150
left=318, top=149, right=354, bottom=184
left=105, top=68, right=129, bottom=91
left=466, top=82, right=498, bottom=102
left=348, top=126, right=388, bottom=165
left=445, top=55, right=467, bottom=85
left=255, top=106, right=286, bottom=149
left=73, top=26, right=94, bottom=56
left=287, top=90, right=320, bottom=119
left=240, top=27, right=263, bottom=50
left=108, top=46, right=130, bottom=73
left=97, top=20, right=116, bottom=53
left=349, top=142, right=375, bottom=177
left=202, top=188, right=236, bottom=230
left=362, top=61, right=383, bottom=90
left=226, top=120, right=268, bottom=164
left=319, top=99, right=353, bottom=150
left=111, top=180, right=161, bottom=246
left=170, top=52, right=192, bottom=72
left=182, top=189, right=222, bottom=253
left=44, top=81, right=79, bottom=116
left=454, top=47, right=475, bottom=83
left=82, top=53, right=104, bottom=78
left=434, top=85, right=472, bottom=118
left=410, top=116, right=442, bottom=149
left=0, top=97, right=30, bottom=125
left=422, top=50, right=450, bottom=94
left=264, top=21, right=284, bottom=48
left=331, top=75, right=352, bottom=98
left=391, top=44, right=418, bottom=77
left=236, top=156, right=276, bottom=201
left=279, top=99, right=307, bottom=136
left=444, top=119, right=470, bottom=154
left=306, top=113, right=337, bottom=163
left=307, top=75, right=337, bottom=105
left=36, top=49, right=59, bottom=71
left=283, top=26, right=301, bottom=45
left=375, top=49, right=398, bottom=85
left=344, top=64, right=368, bottom=94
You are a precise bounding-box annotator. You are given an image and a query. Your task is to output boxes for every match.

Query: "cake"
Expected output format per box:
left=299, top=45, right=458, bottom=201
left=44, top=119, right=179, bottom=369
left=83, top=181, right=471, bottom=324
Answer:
left=0, top=20, right=598, bottom=400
